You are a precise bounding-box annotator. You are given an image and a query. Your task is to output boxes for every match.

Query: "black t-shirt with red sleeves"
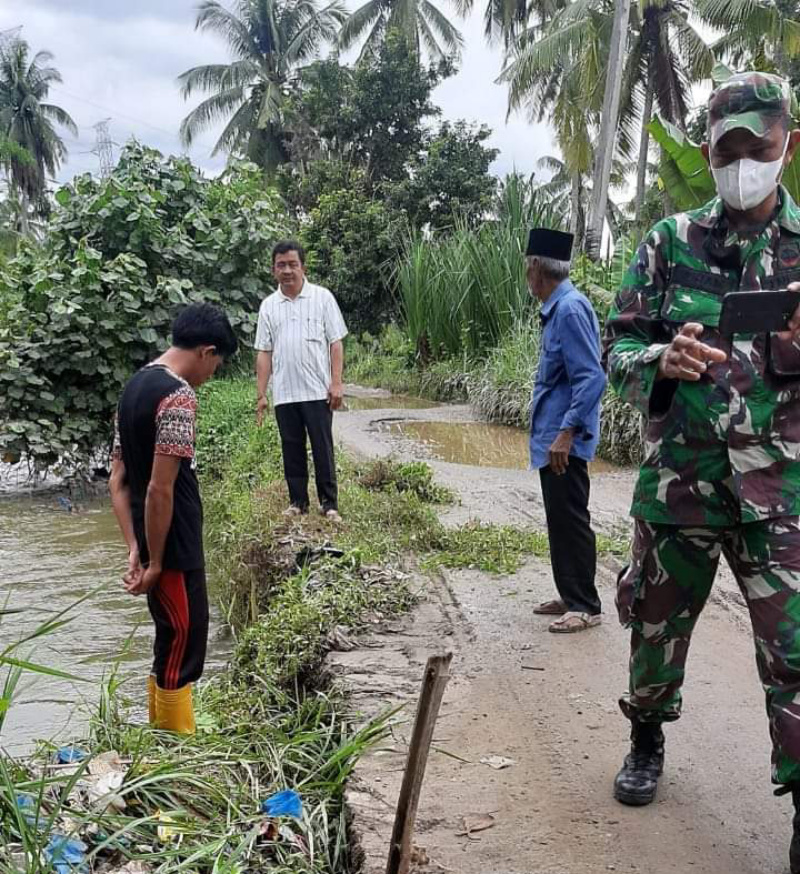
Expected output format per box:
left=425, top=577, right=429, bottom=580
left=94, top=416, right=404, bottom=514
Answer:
left=114, top=364, right=204, bottom=571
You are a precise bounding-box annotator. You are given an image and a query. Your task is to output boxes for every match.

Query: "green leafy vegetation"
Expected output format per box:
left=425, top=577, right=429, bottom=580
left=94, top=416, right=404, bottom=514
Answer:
left=357, top=458, right=455, bottom=503
left=424, top=523, right=551, bottom=574
left=0, top=145, right=283, bottom=469
left=396, top=175, right=557, bottom=361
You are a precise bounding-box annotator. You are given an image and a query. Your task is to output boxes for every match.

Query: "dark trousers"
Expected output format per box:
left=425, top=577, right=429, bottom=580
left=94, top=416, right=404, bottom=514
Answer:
left=148, top=568, right=208, bottom=690
left=275, top=400, right=338, bottom=512
left=539, top=459, right=601, bottom=615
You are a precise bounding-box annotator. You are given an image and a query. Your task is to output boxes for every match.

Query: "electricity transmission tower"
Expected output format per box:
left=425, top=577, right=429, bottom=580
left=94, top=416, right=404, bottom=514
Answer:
left=92, top=120, right=114, bottom=177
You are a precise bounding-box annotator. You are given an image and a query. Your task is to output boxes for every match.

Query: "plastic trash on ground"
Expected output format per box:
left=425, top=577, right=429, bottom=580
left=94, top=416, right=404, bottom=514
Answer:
left=44, top=835, right=88, bottom=874
left=67, top=750, right=128, bottom=813
left=55, top=746, right=89, bottom=765
left=260, top=789, right=303, bottom=819
left=14, top=794, right=38, bottom=828
left=156, top=809, right=183, bottom=844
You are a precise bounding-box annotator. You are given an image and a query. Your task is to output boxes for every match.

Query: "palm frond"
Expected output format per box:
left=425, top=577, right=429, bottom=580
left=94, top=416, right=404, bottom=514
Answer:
left=537, top=154, right=566, bottom=173
left=213, top=94, right=260, bottom=156
left=177, top=60, right=259, bottom=99
left=417, top=14, right=448, bottom=59
left=669, top=11, right=715, bottom=79
left=338, top=0, right=385, bottom=50
left=179, top=86, right=247, bottom=147
left=284, top=0, right=348, bottom=65
left=37, top=103, right=78, bottom=137
left=194, top=0, right=260, bottom=59
left=420, top=0, right=464, bottom=52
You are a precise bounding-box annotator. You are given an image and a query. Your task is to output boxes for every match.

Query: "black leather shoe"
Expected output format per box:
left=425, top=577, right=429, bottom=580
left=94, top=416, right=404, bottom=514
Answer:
left=613, top=721, right=664, bottom=806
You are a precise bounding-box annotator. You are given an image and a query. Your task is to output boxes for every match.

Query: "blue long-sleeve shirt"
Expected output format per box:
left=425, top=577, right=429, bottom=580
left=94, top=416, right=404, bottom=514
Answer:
left=529, top=279, right=607, bottom=470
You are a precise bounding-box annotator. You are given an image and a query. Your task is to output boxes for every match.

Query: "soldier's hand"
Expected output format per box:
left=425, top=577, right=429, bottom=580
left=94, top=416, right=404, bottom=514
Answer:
left=784, top=281, right=800, bottom=339
left=658, top=323, right=727, bottom=382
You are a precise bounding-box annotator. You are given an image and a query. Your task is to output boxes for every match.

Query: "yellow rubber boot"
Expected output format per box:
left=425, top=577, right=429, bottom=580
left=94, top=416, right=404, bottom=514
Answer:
left=154, top=684, right=195, bottom=735
left=148, top=675, right=157, bottom=725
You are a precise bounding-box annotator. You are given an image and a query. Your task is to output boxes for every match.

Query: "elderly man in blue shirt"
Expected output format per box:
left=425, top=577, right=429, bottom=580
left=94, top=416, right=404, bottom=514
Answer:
left=527, top=228, right=607, bottom=633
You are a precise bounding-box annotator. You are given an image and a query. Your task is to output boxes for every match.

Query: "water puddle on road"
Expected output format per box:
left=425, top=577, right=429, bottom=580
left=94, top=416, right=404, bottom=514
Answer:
left=388, top=420, right=620, bottom=473
left=344, top=394, right=439, bottom=411
left=0, top=494, right=230, bottom=753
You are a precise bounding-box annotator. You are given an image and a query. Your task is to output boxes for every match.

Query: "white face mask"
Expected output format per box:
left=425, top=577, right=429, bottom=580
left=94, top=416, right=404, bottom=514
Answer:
left=711, top=134, right=789, bottom=211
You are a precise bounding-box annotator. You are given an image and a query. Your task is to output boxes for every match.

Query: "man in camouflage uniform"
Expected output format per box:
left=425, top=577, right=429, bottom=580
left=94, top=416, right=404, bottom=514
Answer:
left=603, top=71, right=800, bottom=870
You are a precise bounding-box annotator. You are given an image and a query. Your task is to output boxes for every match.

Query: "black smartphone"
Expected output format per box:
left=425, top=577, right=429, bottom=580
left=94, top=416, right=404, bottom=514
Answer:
left=719, top=290, right=799, bottom=336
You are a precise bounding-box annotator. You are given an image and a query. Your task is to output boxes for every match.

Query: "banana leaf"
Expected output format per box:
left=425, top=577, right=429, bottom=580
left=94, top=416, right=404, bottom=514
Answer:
left=648, top=114, right=800, bottom=212
left=648, top=116, right=715, bottom=211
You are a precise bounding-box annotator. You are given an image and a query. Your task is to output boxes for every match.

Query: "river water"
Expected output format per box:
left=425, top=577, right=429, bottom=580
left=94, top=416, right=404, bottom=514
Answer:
left=0, top=491, right=229, bottom=754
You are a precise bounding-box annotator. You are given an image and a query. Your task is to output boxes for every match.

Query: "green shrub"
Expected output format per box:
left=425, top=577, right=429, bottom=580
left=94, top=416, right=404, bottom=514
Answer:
left=0, top=144, right=285, bottom=469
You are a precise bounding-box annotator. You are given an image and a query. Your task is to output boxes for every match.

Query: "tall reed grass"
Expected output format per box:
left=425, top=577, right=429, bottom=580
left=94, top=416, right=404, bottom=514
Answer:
left=396, top=174, right=563, bottom=362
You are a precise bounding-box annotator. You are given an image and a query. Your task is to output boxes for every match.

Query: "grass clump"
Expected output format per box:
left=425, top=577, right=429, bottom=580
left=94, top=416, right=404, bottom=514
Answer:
left=344, top=326, right=421, bottom=396
left=424, top=522, right=550, bottom=575
left=423, top=524, right=630, bottom=575
left=357, top=459, right=454, bottom=504
left=235, top=558, right=415, bottom=688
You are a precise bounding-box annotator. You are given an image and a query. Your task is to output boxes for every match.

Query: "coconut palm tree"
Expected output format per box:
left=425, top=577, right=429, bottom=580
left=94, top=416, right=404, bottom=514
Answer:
left=695, top=0, right=800, bottom=77
left=499, top=0, right=611, bottom=251
left=622, top=0, right=713, bottom=226
left=178, top=0, right=347, bottom=173
left=339, top=0, right=463, bottom=61
left=0, top=37, right=77, bottom=218
left=500, top=0, right=713, bottom=243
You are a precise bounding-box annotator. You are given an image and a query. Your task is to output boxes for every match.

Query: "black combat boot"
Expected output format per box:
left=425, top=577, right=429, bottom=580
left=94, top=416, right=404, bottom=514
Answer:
left=613, top=721, right=664, bottom=806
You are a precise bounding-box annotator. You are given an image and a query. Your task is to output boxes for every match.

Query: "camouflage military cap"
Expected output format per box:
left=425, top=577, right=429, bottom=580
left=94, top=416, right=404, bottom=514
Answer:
left=708, top=71, right=792, bottom=147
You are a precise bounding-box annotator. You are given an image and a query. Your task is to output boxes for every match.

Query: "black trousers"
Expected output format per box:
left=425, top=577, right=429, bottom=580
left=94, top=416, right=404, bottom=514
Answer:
left=539, top=459, right=601, bottom=615
left=147, top=568, right=208, bottom=690
left=274, top=400, right=338, bottom=512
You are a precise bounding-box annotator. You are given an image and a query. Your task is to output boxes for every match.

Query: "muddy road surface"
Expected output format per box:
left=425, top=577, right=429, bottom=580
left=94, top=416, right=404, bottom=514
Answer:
left=334, top=389, right=793, bottom=874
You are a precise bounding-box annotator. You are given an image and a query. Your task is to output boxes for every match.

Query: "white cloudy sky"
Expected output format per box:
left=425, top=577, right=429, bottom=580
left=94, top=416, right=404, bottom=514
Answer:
left=1, top=0, right=557, bottom=185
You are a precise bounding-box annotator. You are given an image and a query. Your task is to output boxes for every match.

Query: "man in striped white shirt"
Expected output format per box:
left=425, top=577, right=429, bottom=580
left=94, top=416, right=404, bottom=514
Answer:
left=255, top=241, right=348, bottom=522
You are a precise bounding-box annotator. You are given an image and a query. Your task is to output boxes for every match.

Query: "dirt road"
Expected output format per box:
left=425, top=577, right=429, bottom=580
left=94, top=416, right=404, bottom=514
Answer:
left=333, top=393, right=793, bottom=874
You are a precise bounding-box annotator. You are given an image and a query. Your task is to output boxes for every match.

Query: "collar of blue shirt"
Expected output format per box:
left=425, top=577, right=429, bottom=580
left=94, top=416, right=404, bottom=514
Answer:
left=539, top=278, right=574, bottom=321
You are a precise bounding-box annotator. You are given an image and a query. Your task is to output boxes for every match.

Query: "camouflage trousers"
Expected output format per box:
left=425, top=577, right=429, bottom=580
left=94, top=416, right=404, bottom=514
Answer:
left=618, top=517, right=800, bottom=785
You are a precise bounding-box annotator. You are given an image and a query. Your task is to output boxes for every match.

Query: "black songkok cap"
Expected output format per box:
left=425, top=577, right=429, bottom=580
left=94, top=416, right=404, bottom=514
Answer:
left=526, top=228, right=574, bottom=261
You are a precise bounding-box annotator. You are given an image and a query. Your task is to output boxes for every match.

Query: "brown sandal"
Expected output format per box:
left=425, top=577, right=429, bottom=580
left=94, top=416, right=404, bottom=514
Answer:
left=548, top=612, right=602, bottom=633
left=534, top=599, right=567, bottom=616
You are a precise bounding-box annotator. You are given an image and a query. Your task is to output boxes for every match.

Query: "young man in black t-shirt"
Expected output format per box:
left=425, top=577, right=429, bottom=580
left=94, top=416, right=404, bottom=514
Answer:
left=109, top=304, right=237, bottom=734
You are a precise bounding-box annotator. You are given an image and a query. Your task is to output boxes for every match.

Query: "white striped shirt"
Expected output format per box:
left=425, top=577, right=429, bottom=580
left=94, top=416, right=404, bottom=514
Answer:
left=254, top=280, right=348, bottom=406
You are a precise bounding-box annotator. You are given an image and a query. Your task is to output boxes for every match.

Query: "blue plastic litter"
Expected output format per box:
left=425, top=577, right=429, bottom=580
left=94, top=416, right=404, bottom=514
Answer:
left=260, top=789, right=303, bottom=819
left=44, top=835, right=88, bottom=874
left=14, top=794, right=37, bottom=827
left=55, top=745, right=88, bottom=764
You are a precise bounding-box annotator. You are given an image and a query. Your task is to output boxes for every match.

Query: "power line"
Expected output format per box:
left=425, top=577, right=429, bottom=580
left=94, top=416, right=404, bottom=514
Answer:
left=49, top=85, right=219, bottom=153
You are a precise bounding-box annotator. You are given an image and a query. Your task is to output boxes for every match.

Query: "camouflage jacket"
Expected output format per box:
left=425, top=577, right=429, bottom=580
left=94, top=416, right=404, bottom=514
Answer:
left=603, top=187, right=800, bottom=526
